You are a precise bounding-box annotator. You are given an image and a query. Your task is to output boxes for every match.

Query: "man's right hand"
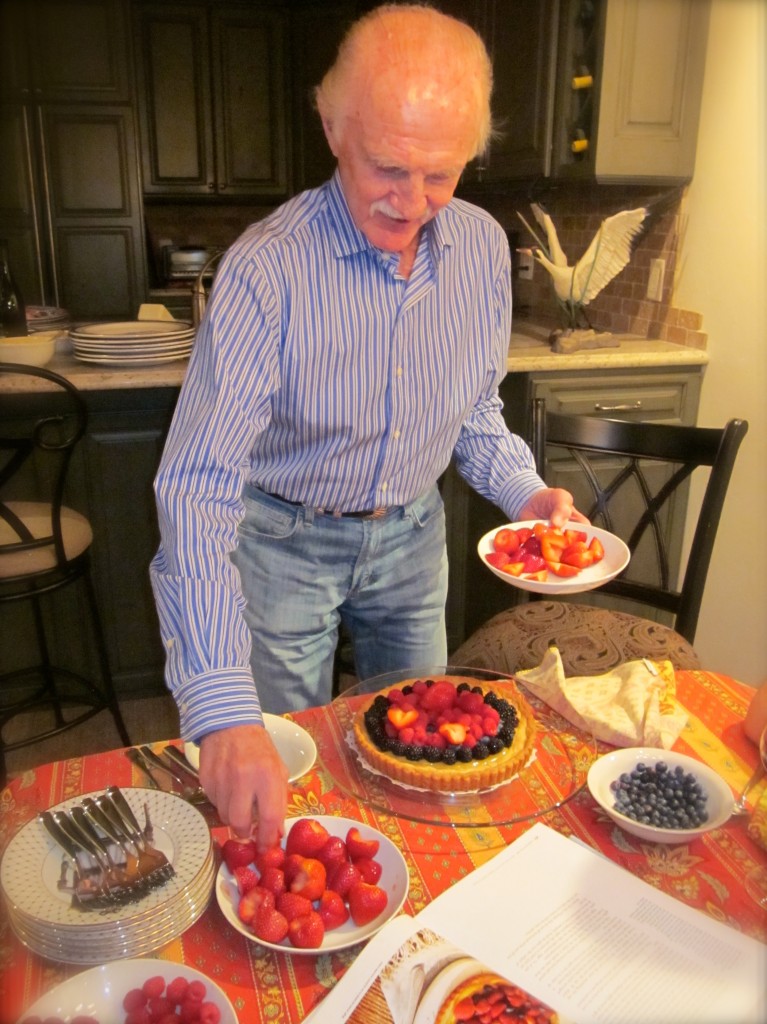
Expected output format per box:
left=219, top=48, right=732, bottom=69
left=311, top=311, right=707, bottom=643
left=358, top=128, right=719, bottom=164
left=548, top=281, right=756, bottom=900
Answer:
left=198, top=723, right=288, bottom=851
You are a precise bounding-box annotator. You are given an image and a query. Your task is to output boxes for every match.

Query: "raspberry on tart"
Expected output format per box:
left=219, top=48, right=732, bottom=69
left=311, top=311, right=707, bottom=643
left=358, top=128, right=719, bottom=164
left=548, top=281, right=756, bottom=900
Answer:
left=352, top=675, right=536, bottom=792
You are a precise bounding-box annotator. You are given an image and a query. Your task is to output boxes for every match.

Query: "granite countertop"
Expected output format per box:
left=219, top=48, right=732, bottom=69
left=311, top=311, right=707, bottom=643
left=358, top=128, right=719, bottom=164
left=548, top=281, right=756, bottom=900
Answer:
left=1, top=324, right=707, bottom=393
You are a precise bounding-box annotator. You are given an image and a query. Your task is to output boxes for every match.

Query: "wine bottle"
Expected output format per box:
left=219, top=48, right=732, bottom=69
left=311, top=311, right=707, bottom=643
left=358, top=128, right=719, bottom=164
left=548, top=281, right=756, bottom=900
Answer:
left=0, top=238, right=28, bottom=337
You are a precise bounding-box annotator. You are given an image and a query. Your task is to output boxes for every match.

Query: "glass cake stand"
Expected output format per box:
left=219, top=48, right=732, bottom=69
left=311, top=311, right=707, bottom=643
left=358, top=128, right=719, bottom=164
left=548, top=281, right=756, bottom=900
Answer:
left=310, top=665, right=598, bottom=829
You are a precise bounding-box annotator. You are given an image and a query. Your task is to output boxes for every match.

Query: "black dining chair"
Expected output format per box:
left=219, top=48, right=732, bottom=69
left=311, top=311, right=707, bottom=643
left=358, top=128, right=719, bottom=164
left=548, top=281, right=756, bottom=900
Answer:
left=452, top=399, right=749, bottom=677
left=0, top=362, right=131, bottom=786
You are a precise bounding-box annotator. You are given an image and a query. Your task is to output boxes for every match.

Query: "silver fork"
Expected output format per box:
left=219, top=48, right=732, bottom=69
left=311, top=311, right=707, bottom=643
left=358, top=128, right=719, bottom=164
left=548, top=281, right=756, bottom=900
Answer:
left=732, top=762, right=765, bottom=815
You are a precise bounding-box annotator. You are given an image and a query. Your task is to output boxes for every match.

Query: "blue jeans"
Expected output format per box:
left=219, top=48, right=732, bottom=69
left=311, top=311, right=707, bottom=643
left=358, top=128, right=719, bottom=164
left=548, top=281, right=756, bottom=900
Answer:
left=231, top=484, right=449, bottom=713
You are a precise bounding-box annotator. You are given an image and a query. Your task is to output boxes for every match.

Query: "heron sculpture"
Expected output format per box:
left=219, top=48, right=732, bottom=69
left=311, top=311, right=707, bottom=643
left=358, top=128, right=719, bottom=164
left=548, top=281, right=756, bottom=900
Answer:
left=517, top=202, right=651, bottom=331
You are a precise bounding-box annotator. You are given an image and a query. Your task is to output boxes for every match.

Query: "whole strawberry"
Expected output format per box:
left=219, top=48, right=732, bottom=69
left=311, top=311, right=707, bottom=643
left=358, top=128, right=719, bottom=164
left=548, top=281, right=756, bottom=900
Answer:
left=318, top=889, right=350, bottom=930
left=347, top=881, right=388, bottom=926
left=253, top=904, right=289, bottom=944
left=237, top=885, right=274, bottom=926
left=222, top=837, right=257, bottom=873
left=288, top=910, right=325, bottom=949
left=326, top=859, right=362, bottom=898
left=285, top=818, right=331, bottom=857
left=345, top=826, right=380, bottom=860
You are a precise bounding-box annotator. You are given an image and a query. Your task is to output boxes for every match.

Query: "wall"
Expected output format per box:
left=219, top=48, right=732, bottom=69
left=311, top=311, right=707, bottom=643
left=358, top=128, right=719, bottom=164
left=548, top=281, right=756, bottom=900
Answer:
left=675, top=0, right=766, bottom=685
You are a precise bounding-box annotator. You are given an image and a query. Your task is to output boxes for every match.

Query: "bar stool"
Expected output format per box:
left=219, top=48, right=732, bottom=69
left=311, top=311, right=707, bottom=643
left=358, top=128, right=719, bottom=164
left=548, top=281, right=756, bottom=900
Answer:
left=0, top=362, right=131, bottom=786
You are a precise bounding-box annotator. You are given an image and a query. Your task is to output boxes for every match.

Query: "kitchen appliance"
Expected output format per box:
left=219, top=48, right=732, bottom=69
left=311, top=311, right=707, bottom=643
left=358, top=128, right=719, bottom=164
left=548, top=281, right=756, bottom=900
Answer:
left=162, top=246, right=220, bottom=284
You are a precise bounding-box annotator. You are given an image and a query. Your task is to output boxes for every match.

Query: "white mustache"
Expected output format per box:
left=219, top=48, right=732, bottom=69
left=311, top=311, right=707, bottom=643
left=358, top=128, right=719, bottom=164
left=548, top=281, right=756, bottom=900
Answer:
left=370, top=199, right=430, bottom=222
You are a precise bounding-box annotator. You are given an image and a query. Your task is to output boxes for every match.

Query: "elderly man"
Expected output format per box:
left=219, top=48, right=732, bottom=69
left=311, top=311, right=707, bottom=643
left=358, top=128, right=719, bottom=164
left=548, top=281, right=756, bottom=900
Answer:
left=150, top=3, right=585, bottom=847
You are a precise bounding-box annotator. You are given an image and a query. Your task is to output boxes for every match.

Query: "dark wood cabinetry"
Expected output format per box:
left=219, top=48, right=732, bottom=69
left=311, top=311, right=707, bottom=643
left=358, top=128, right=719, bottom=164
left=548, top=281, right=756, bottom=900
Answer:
left=0, top=0, right=147, bottom=318
left=134, top=2, right=290, bottom=198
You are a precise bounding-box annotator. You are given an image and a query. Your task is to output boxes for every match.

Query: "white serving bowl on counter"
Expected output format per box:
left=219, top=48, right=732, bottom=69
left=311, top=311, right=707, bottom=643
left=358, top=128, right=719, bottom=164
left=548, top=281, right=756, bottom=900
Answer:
left=0, top=329, right=61, bottom=367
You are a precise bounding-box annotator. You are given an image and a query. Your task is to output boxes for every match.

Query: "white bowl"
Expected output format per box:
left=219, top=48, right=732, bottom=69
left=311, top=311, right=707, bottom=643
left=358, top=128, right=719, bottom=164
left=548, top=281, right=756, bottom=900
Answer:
left=587, top=747, right=733, bottom=844
left=184, top=712, right=317, bottom=783
left=216, top=814, right=409, bottom=954
left=478, top=520, right=630, bottom=595
left=0, top=329, right=61, bottom=367
left=16, top=958, right=237, bottom=1024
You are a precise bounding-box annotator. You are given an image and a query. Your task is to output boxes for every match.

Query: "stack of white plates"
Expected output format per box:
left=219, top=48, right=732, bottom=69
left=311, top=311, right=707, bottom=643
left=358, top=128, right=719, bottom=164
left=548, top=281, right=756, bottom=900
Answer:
left=0, top=788, right=214, bottom=964
left=26, top=305, right=71, bottom=333
left=70, top=320, right=195, bottom=365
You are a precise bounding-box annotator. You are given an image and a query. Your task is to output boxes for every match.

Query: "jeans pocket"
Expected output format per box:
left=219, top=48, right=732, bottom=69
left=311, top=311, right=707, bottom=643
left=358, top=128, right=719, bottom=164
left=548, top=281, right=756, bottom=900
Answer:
left=407, top=486, right=444, bottom=530
left=238, top=486, right=300, bottom=542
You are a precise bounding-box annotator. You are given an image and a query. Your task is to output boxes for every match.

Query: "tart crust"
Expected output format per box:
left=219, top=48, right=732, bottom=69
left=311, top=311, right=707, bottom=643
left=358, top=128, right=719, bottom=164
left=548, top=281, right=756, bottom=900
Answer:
left=352, top=676, right=537, bottom=793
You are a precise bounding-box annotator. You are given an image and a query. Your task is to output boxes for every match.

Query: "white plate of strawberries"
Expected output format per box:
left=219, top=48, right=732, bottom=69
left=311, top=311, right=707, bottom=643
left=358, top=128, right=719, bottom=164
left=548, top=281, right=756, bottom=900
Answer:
left=215, top=815, right=409, bottom=954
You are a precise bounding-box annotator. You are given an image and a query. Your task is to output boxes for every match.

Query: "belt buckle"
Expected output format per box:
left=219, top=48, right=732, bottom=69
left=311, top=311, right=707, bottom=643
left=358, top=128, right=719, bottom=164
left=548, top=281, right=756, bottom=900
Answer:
left=363, top=507, right=388, bottom=520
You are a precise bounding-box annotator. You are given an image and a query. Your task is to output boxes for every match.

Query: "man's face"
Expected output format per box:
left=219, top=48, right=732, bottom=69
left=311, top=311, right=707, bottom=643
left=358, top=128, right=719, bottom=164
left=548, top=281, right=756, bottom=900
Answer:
left=325, top=85, right=476, bottom=258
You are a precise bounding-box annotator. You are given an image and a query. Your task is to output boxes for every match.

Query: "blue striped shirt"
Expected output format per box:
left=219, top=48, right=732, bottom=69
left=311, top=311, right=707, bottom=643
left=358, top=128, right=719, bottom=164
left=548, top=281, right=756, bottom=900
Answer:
left=150, top=172, right=544, bottom=741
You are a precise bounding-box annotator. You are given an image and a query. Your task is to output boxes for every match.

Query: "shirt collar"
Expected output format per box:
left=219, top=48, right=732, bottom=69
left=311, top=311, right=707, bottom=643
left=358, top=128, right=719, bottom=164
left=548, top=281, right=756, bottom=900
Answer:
left=325, top=170, right=451, bottom=272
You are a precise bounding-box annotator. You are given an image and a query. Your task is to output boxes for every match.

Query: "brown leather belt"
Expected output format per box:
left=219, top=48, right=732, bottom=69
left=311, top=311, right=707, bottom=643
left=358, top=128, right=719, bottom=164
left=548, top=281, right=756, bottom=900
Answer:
left=262, top=490, right=391, bottom=520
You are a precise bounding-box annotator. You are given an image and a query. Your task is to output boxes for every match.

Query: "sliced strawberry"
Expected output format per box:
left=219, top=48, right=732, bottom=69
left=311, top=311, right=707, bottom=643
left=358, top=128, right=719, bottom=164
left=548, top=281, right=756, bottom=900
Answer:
left=276, top=891, right=314, bottom=922
left=523, top=569, right=548, bottom=582
left=485, top=549, right=511, bottom=570
left=492, top=527, right=521, bottom=555
left=501, top=561, right=525, bottom=577
left=252, top=904, right=289, bottom=944
left=285, top=818, right=331, bottom=858
left=589, top=536, right=605, bottom=562
left=353, top=856, right=382, bottom=884
left=347, top=881, right=388, bottom=926
left=258, top=865, right=286, bottom=899
left=546, top=559, right=580, bottom=578
left=233, top=865, right=260, bottom=896
left=438, top=721, right=467, bottom=745
left=326, top=859, right=362, bottom=898
left=288, top=856, right=326, bottom=902
left=318, top=889, right=350, bottom=930
left=561, top=541, right=594, bottom=569
left=387, top=705, right=419, bottom=730
left=345, top=827, right=380, bottom=860
left=221, top=837, right=257, bottom=873
left=288, top=910, right=325, bottom=949
left=237, top=885, right=274, bottom=926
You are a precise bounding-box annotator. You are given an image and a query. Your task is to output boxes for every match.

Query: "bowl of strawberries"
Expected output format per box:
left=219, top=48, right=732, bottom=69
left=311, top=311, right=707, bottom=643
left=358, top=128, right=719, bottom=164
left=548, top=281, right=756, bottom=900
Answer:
left=215, top=815, right=408, bottom=953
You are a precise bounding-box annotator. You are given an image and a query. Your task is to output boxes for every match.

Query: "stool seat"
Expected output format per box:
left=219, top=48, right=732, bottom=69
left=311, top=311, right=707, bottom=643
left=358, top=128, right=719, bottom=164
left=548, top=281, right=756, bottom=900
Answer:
left=0, top=501, right=92, bottom=578
left=451, top=601, right=701, bottom=677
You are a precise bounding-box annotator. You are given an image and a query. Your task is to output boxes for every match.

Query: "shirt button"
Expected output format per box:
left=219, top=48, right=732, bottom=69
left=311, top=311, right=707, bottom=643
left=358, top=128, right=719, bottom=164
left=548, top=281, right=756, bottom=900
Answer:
left=393, top=429, right=401, bottom=439
left=381, top=482, right=388, bottom=492
left=396, top=366, right=403, bottom=377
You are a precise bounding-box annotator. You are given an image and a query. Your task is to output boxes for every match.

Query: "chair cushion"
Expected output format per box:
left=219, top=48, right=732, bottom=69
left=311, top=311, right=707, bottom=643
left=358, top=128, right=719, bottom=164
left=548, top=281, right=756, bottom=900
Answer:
left=451, top=601, right=701, bottom=676
left=0, top=501, right=93, bottom=578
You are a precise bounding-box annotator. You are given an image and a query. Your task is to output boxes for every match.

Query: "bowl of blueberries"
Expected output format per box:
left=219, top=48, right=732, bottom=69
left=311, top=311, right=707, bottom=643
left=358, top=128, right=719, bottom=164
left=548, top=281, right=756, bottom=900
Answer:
left=587, top=747, right=734, bottom=843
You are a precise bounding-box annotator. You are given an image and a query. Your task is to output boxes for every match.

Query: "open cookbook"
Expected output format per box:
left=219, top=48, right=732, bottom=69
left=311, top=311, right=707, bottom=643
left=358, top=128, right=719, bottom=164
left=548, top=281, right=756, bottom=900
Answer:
left=304, top=824, right=765, bottom=1024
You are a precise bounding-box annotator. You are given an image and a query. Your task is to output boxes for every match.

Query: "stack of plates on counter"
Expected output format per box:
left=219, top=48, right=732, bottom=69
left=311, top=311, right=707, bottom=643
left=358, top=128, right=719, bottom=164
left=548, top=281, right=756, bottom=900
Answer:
left=26, top=305, right=71, bottom=333
left=70, top=320, right=195, bottom=365
left=0, top=788, right=214, bottom=964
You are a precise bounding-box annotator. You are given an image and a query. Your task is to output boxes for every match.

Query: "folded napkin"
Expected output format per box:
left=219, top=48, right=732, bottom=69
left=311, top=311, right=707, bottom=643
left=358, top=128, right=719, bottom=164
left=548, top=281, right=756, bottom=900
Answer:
left=516, top=646, right=688, bottom=748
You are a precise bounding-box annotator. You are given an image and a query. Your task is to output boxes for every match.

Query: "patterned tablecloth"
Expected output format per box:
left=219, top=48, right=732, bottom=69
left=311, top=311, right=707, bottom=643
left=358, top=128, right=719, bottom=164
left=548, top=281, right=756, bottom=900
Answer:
left=1, top=669, right=765, bottom=1024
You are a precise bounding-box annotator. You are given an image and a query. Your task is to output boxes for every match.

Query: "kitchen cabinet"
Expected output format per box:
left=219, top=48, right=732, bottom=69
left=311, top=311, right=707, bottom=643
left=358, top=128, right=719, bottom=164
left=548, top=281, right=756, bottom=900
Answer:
left=445, top=364, right=705, bottom=649
left=437, top=0, right=710, bottom=186
left=134, top=2, right=290, bottom=198
left=0, top=386, right=178, bottom=701
left=0, top=0, right=147, bottom=318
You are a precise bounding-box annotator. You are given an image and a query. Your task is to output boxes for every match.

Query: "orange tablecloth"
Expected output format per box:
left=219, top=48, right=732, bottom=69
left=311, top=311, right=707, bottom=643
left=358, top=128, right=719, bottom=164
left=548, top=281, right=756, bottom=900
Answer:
left=1, top=669, right=765, bottom=1024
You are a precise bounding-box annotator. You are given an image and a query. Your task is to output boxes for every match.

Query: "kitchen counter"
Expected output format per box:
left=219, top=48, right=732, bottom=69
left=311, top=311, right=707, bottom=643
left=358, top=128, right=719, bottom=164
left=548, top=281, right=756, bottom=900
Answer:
left=1, top=329, right=707, bottom=393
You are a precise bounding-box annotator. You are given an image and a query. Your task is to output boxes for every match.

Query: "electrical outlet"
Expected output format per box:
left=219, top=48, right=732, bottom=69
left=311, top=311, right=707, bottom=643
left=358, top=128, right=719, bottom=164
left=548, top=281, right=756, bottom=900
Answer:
left=647, top=258, right=666, bottom=301
left=517, top=250, right=534, bottom=280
